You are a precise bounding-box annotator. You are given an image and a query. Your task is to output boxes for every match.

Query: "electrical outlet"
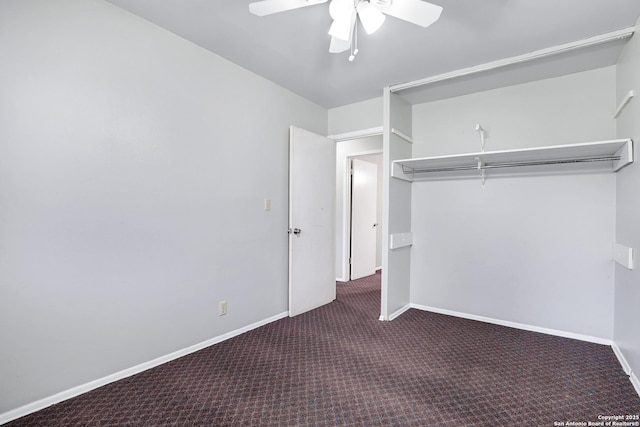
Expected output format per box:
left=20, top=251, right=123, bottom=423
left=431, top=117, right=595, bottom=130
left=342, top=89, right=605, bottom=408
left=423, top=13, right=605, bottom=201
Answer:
left=219, top=300, right=227, bottom=316
left=264, top=198, right=271, bottom=211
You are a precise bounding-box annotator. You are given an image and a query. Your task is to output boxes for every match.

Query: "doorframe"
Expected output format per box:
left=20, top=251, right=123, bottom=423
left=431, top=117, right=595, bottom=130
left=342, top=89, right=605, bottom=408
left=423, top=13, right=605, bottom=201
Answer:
left=344, top=151, right=382, bottom=281
left=328, top=127, right=383, bottom=143
left=329, top=127, right=383, bottom=282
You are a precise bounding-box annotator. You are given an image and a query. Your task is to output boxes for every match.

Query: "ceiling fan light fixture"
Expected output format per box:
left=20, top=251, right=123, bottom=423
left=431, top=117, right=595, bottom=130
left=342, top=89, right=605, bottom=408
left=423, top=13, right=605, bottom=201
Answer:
left=329, top=0, right=352, bottom=20
left=370, top=0, right=392, bottom=8
left=357, top=1, right=385, bottom=35
left=249, top=0, right=443, bottom=61
left=328, top=17, right=352, bottom=40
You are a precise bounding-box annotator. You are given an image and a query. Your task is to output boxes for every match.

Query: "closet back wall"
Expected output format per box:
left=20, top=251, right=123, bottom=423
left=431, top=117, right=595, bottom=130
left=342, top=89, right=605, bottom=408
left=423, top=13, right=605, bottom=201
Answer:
left=410, top=67, right=617, bottom=340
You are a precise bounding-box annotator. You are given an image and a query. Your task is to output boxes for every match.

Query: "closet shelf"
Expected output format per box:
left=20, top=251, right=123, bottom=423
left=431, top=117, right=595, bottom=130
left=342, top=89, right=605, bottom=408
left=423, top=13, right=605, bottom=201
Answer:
left=391, top=139, right=633, bottom=182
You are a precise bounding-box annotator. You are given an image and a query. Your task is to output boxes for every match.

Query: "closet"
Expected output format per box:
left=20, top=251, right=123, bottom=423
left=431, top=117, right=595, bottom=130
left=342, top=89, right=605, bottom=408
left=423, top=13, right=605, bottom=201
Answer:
left=379, top=30, right=636, bottom=344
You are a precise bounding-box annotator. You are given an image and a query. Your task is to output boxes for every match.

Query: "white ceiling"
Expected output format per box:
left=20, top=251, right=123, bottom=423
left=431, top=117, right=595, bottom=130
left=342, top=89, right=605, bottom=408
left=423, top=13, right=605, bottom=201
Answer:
left=105, top=0, right=640, bottom=108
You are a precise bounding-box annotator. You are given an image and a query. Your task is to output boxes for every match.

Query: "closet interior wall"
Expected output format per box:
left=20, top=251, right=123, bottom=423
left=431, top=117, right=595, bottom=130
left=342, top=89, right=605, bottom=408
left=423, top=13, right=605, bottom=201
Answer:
left=614, top=15, right=640, bottom=389
left=381, top=91, right=413, bottom=320
left=405, top=66, right=618, bottom=339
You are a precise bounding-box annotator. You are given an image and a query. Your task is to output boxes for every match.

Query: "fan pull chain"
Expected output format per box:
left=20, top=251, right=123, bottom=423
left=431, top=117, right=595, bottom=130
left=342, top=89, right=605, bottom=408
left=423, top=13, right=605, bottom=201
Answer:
left=349, top=19, right=359, bottom=61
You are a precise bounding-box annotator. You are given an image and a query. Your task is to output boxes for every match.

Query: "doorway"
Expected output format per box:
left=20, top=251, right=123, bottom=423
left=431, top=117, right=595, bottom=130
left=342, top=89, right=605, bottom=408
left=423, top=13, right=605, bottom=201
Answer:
left=335, top=135, right=383, bottom=282
left=349, top=156, right=381, bottom=280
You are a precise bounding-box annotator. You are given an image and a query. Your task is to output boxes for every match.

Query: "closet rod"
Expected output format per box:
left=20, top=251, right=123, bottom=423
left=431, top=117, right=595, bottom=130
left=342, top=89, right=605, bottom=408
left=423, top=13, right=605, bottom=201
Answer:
left=402, top=156, right=620, bottom=174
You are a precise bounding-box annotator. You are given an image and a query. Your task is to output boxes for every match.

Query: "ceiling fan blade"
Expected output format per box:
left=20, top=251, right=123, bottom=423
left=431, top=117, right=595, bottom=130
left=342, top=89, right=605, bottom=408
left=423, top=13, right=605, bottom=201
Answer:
left=373, top=0, right=442, bottom=28
left=357, top=1, right=385, bottom=34
left=329, top=11, right=356, bottom=53
left=329, top=36, right=350, bottom=53
left=249, top=0, right=328, bottom=17
left=329, top=18, right=352, bottom=41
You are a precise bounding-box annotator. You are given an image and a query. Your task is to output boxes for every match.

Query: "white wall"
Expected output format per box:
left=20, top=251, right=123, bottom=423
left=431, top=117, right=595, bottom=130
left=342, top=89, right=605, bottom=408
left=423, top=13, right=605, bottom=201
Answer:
left=410, top=67, right=617, bottom=339
left=328, top=97, right=383, bottom=136
left=335, top=138, right=383, bottom=281
left=0, top=0, right=326, bottom=415
left=614, top=18, right=640, bottom=387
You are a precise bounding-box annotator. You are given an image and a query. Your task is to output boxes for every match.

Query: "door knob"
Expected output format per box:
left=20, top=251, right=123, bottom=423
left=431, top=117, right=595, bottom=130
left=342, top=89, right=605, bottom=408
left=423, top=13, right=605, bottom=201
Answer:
left=288, top=228, right=302, bottom=235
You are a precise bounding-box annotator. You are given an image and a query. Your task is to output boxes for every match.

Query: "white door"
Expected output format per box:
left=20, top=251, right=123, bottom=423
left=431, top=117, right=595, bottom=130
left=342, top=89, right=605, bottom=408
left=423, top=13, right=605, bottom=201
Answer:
left=289, top=126, right=336, bottom=317
left=350, top=159, right=378, bottom=280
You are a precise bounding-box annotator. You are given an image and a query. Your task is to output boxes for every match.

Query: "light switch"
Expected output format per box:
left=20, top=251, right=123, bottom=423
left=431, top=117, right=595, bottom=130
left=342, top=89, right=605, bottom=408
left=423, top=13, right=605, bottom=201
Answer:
left=264, top=198, right=271, bottom=211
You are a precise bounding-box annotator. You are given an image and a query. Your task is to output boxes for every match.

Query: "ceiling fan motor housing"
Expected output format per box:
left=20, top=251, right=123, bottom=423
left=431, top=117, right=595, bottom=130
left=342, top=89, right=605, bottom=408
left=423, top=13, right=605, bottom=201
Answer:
left=371, top=0, right=393, bottom=8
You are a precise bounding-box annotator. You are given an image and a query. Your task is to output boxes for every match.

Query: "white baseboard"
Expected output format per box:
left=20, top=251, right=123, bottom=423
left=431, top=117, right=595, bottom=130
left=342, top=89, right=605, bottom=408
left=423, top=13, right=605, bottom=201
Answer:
left=338, top=269, right=381, bottom=282
left=612, top=342, right=632, bottom=375
left=611, top=342, right=640, bottom=398
left=410, top=304, right=612, bottom=346
left=631, top=372, right=640, bottom=397
left=388, top=303, right=411, bottom=321
left=0, top=311, right=289, bottom=426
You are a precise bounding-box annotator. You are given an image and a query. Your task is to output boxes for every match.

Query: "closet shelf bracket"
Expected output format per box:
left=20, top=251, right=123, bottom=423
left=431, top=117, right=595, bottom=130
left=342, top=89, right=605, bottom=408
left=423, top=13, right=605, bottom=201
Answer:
left=614, top=90, right=634, bottom=119
left=476, top=124, right=486, bottom=152
left=477, top=158, right=486, bottom=187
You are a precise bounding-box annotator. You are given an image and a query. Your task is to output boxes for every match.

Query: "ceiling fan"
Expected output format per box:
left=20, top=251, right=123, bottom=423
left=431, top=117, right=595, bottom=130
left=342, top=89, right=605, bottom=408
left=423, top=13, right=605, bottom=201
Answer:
left=249, top=0, right=443, bottom=61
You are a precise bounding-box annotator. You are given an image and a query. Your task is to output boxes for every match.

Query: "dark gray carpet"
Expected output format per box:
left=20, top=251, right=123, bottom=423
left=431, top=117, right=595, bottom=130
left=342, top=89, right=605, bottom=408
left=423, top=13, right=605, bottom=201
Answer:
left=7, top=272, right=640, bottom=426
